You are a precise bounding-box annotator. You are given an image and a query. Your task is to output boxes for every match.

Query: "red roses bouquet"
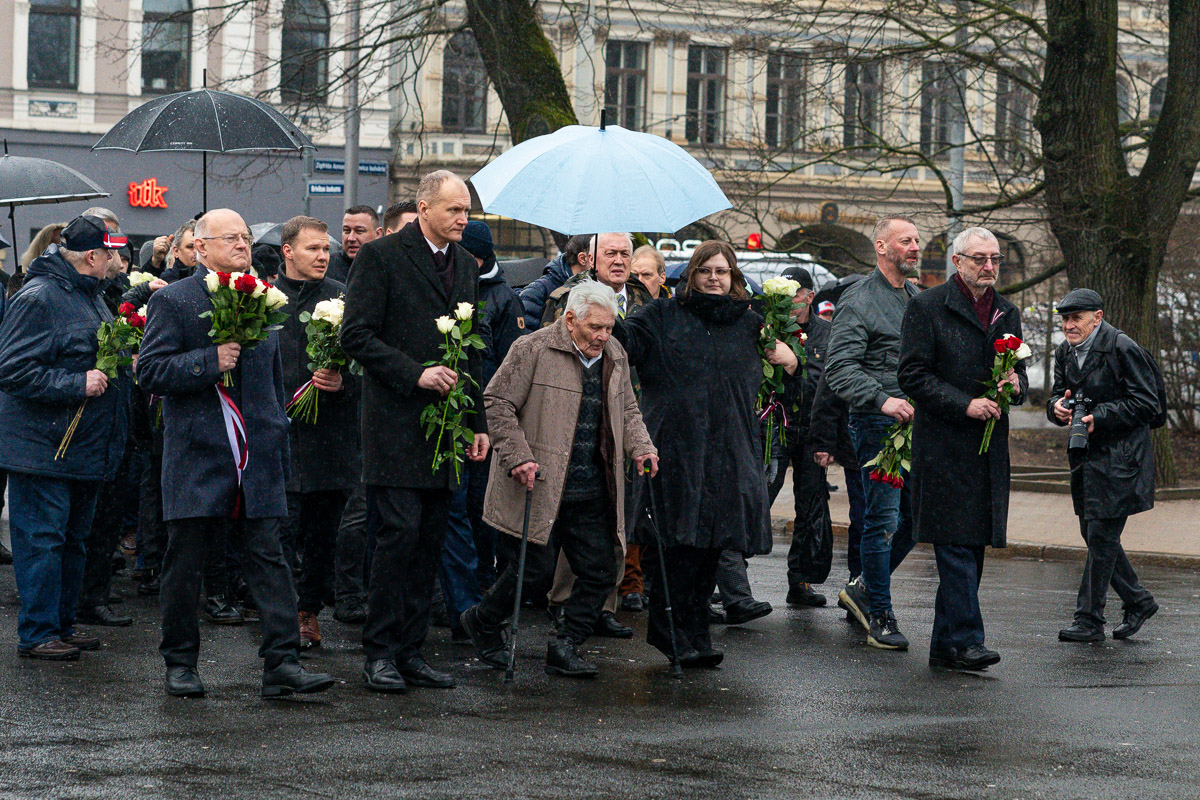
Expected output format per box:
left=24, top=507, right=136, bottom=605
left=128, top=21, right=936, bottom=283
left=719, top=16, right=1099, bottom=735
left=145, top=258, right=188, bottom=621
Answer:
left=55, top=313, right=141, bottom=460
left=978, top=333, right=1032, bottom=454
left=201, top=270, right=289, bottom=386
left=862, top=414, right=912, bottom=488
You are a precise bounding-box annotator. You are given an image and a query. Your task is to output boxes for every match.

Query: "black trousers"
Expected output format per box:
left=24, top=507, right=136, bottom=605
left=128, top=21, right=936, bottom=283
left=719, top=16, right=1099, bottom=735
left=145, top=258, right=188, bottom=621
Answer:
left=138, top=444, right=168, bottom=576
left=477, top=497, right=616, bottom=644
left=335, top=483, right=370, bottom=604
left=362, top=486, right=451, bottom=663
left=786, top=444, right=833, bottom=587
left=159, top=516, right=300, bottom=670
left=281, top=489, right=351, bottom=614
left=78, top=447, right=132, bottom=609
left=1075, top=516, right=1155, bottom=629
left=931, top=544, right=986, bottom=654
left=644, top=544, right=722, bottom=655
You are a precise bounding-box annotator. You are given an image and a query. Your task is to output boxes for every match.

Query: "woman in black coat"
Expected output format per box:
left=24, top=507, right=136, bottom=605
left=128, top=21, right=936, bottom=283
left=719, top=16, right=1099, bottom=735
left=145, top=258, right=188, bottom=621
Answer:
left=617, top=240, right=778, bottom=667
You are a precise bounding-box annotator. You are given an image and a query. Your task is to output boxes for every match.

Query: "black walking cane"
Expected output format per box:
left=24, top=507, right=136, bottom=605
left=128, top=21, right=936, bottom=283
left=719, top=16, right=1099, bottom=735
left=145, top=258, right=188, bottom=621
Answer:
left=644, top=463, right=683, bottom=679
left=505, top=472, right=539, bottom=683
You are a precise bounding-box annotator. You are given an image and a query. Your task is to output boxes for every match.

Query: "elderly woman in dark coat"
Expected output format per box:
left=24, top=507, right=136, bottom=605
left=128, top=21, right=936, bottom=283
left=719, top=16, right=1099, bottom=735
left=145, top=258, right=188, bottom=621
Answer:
left=617, top=240, right=787, bottom=667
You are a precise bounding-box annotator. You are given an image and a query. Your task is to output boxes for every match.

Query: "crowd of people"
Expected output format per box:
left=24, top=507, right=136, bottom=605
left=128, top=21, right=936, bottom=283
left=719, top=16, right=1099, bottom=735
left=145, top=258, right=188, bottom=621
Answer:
left=0, top=167, right=1165, bottom=698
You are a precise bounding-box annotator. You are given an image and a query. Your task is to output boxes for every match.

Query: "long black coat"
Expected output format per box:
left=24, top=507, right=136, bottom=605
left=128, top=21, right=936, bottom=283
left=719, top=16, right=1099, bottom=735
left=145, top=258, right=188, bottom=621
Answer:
left=1046, top=320, right=1157, bottom=519
left=138, top=268, right=291, bottom=520
left=275, top=273, right=360, bottom=493
left=898, top=282, right=1028, bottom=548
left=617, top=292, right=771, bottom=555
left=340, top=222, right=485, bottom=489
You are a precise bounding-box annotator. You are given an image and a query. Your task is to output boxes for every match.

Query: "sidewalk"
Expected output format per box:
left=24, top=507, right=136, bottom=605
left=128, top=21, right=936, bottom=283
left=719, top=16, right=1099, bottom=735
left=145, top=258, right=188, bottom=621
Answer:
left=772, top=470, right=1200, bottom=567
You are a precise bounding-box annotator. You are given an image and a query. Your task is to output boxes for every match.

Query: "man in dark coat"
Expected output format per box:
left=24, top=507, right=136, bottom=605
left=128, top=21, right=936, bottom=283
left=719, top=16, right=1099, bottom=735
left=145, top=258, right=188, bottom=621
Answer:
left=274, top=215, right=360, bottom=650
left=810, top=373, right=866, bottom=595
left=899, top=226, right=1028, bottom=671
left=824, top=215, right=920, bottom=651
left=327, top=205, right=382, bottom=285
left=0, top=215, right=130, bottom=660
left=341, top=170, right=489, bottom=693
left=138, top=208, right=335, bottom=700
left=518, top=234, right=591, bottom=330
left=1047, top=288, right=1160, bottom=643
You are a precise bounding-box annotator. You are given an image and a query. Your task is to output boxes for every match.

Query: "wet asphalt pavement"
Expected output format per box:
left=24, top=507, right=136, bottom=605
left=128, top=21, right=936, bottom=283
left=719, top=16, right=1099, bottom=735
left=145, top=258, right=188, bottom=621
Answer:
left=0, top=546, right=1197, bottom=800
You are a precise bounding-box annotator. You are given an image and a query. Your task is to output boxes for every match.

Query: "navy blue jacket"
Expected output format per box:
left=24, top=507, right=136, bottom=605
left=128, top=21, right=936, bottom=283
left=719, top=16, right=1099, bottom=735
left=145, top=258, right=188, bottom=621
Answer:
left=138, top=267, right=291, bottom=520
left=478, top=259, right=527, bottom=385
left=0, top=246, right=129, bottom=481
left=517, top=253, right=571, bottom=331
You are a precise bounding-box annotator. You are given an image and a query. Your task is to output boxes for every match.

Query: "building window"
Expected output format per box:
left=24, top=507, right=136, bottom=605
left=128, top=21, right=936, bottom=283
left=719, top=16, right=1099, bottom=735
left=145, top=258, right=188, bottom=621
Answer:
left=919, top=62, right=956, bottom=157
left=142, top=0, right=191, bottom=94
left=27, top=0, right=79, bottom=89
left=280, top=0, right=329, bottom=103
left=1149, top=76, right=1167, bottom=120
left=442, top=32, right=488, bottom=134
left=842, top=60, right=882, bottom=150
left=1116, top=77, right=1133, bottom=124
left=765, top=51, right=804, bottom=150
left=995, top=72, right=1032, bottom=163
left=605, top=41, right=647, bottom=131
left=686, top=46, right=726, bottom=145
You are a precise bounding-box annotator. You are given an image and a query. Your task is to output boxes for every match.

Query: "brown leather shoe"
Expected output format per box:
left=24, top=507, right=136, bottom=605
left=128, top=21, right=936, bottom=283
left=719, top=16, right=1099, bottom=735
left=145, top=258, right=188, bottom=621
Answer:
left=62, top=632, right=101, bottom=651
left=18, top=640, right=81, bottom=660
left=298, top=612, right=322, bottom=649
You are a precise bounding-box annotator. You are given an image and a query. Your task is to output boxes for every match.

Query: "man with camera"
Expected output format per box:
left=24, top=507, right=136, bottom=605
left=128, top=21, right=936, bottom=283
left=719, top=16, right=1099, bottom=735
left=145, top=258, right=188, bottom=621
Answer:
left=1048, top=288, right=1160, bottom=643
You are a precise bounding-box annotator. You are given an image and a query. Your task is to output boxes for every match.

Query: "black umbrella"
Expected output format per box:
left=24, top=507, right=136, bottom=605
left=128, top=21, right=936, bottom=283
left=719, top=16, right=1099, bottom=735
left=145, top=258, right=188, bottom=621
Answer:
left=0, top=148, right=109, bottom=267
left=92, top=87, right=314, bottom=213
left=813, top=272, right=866, bottom=307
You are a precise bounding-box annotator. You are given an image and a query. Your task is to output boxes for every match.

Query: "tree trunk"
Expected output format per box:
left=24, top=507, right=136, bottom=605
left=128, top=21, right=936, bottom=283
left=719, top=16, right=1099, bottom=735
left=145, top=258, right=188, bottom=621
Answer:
left=466, top=0, right=578, bottom=144
left=1037, top=0, right=1200, bottom=486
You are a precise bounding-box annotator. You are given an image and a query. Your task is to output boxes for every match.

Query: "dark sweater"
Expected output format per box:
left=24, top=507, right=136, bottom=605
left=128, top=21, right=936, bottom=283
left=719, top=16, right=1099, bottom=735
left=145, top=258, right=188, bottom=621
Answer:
left=561, top=358, right=604, bottom=501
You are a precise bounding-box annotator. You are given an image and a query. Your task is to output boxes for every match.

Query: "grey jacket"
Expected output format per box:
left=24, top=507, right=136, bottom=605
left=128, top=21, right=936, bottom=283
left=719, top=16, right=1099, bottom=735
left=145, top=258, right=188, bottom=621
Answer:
left=824, top=268, right=920, bottom=414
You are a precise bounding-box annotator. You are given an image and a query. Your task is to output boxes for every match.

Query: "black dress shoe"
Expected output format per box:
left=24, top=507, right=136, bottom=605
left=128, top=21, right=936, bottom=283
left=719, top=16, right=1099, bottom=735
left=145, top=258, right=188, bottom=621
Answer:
left=620, top=592, right=646, bottom=613
left=165, top=666, right=206, bottom=698
left=786, top=584, right=828, bottom=607
left=137, top=575, right=160, bottom=596
left=928, top=648, right=959, bottom=669
left=0, top=542, right=12, bottom=565
left=262, top=660, right=335, bottom=698
left=958, top=644, right=1001, bottom=670
left=1059, top=623, right=1105, bottom=643
left=333, top=597, right=367, bottom=625
left=680, top=646, right=724, bottom=668
left=724, top=599, right=772, bottom=625
left=396, top=656, right=456, bottom=688
left=62, top=631, right=101, bottom=651
left=76, top=605, right=133, bottom=627
left=1113, top=601, right=1158, bottom=640
left=203, top=596, right=244, bottom=625
left=362, top=659, right=407, bottom=693
left=544, top=637, right=598, bottom=678
left=460, top=606, right=509, bottom=669
left=593, top=611, right=633, bottom=639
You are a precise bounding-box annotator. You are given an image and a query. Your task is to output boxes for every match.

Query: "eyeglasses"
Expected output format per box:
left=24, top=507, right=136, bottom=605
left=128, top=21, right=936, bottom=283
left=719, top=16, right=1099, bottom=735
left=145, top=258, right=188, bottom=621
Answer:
left=694, top=267, right=732, bottom=278
left=959, top=254, right=1004, bottom=266
left=201, top=233, right=253, bottom=246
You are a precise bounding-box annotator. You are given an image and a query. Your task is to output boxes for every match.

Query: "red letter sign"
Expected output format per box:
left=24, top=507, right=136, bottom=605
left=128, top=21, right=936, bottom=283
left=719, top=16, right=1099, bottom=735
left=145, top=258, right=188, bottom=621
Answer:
left=128, top=178, right=169, bottom=209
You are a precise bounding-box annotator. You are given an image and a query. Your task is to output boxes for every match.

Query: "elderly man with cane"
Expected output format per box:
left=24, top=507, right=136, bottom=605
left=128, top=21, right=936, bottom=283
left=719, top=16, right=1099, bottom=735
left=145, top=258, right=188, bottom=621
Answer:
left=460, top=280, right=657, bottom=678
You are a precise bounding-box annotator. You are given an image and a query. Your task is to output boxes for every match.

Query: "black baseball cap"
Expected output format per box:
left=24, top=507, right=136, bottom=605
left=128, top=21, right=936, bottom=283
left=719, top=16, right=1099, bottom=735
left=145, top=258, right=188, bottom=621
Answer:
left=61, top=215, right=127, bottom=251
left=1055, top=288, right=1104, bottom=315
left=780, top=266, right=815, bottom=291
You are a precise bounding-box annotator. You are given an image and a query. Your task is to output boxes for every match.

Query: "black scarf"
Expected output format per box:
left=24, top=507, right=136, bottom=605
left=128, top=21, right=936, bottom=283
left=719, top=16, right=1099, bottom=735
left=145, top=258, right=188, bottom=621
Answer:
left=677, top=290, right=750, bottom=325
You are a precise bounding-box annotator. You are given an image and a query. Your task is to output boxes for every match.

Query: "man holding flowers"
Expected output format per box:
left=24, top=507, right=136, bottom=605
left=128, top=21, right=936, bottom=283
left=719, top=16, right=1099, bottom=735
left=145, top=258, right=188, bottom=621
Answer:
left=139, top=209, right=334, bottom=699
left=341, top=169, right=489, bottom=694
left=898, top=226, right=1027, bottom=671
left=0, top=214, right=130, bottom=660
left=275, top=215, right=360, bottom=650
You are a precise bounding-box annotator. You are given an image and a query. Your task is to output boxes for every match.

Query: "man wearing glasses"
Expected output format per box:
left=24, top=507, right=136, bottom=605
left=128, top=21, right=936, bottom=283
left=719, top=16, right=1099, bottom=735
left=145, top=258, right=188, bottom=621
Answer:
left=139, top=208, right=335, bottom=699
left=899, top=227, right=1027, bottom=670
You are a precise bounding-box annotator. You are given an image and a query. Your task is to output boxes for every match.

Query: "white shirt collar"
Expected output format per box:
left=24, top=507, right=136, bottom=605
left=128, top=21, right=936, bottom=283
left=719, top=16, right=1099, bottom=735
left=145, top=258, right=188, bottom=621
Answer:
left=571, top=341, right=603, bottom=369
left=424, top=235, right=448, bottom=256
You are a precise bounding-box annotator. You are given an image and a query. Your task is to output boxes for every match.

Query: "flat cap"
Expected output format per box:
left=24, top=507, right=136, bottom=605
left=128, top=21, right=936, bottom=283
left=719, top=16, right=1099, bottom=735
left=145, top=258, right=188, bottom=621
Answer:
left=1055, top=288, right=1103, bottom=315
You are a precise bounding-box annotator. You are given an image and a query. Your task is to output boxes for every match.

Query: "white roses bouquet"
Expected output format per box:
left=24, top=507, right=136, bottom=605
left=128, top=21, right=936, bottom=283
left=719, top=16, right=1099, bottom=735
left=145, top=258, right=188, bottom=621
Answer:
left=286, top=296, right=360, bottom=424
left=420, top=301, right=486, bottom=481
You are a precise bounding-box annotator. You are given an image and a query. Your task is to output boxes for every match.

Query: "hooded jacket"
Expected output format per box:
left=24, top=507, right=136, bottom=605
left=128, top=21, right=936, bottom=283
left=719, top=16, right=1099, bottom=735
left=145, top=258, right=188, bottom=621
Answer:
left=517, top=252, right=573, bottom=331
left=0, top=245, right=129, bottom=481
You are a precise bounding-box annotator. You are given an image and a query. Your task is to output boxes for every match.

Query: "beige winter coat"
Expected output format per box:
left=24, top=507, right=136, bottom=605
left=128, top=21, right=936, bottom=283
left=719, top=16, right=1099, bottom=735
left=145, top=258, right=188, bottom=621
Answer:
left=482, top=317, right=656, bottom=546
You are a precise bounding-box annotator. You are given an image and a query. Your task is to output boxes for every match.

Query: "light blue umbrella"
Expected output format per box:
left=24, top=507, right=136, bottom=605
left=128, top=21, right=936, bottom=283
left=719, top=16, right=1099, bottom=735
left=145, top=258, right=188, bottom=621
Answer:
left=470, top=115, right=730, bottom=235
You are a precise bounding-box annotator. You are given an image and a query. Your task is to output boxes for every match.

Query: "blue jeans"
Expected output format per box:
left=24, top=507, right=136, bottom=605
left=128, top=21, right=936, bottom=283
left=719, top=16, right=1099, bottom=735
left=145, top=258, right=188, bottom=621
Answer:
left=844, top=466, right=865, bottom=580
left=848, top=412, right=915, bottom=618
left=439, top=486, right=482, bottom=630
left=7, top=473, right=101, bottom=650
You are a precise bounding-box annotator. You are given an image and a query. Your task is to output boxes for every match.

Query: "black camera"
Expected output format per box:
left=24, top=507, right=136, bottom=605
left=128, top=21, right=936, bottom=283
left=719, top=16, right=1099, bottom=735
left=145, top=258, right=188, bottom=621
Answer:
left=1065, top=396, right=1092, bottom=451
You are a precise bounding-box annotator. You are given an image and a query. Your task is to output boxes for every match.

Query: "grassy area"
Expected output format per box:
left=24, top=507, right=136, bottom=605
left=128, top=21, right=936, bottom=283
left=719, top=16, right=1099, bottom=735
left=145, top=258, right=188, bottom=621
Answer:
left=1009, top=429, right=1200, bottom=483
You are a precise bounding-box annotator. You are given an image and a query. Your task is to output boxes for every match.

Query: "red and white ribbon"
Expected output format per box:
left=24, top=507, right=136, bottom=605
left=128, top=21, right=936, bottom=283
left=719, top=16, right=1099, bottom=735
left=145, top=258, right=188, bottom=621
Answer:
left=215, top=384, right=249, bottom=486
left=285, top=378, right=313, bottom=410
